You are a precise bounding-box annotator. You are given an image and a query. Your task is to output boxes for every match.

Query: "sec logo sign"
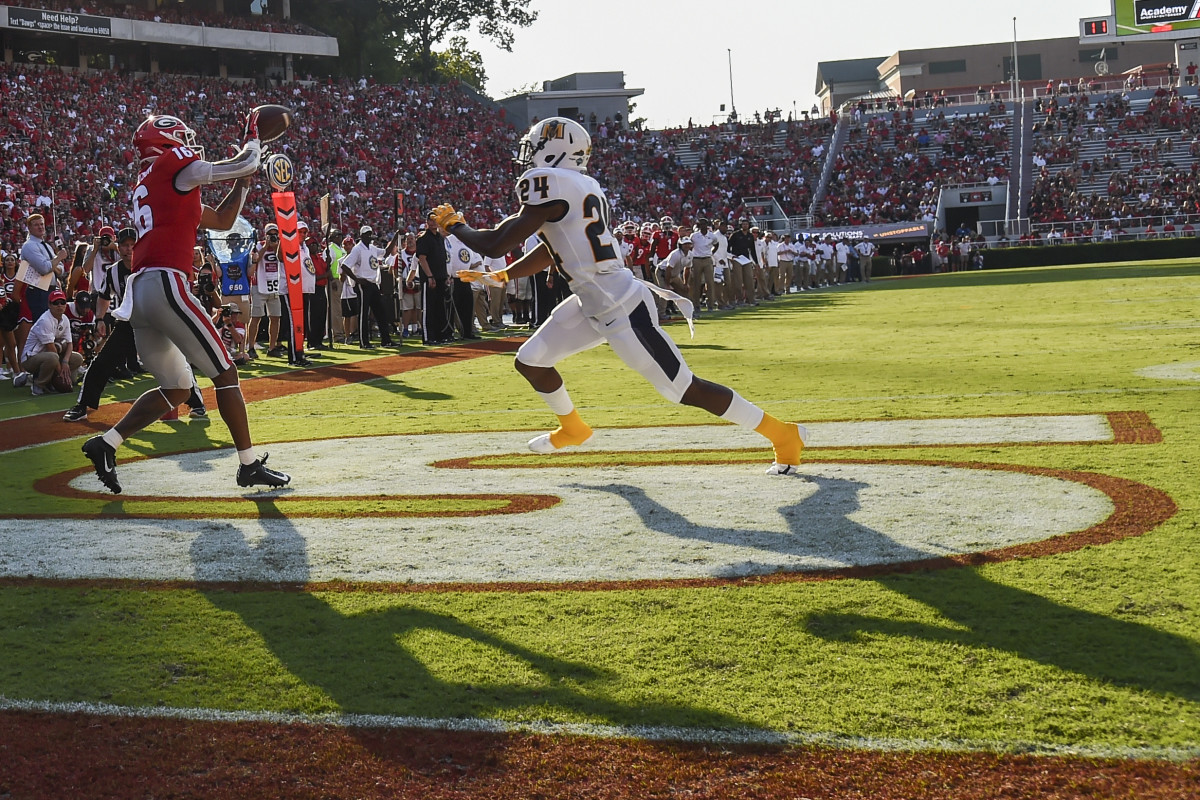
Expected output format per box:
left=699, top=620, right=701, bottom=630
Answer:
left=266, top=154, right=293, bottom=191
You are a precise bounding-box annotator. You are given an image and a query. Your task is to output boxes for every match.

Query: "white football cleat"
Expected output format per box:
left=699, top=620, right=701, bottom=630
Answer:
left=528, top=432, right=594, bottom=454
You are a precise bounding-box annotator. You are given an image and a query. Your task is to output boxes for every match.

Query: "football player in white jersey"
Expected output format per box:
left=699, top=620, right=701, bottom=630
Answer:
left=431, top=117, right=806, bottom=474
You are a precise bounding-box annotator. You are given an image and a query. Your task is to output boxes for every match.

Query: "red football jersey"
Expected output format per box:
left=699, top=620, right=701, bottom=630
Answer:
left=651, top=231, right=678, bottom=260
left=131, top=147, right=203, bottom=276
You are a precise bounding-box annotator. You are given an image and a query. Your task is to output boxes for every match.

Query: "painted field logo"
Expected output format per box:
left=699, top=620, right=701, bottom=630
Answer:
left=1, top=415, right=1173, bottom=589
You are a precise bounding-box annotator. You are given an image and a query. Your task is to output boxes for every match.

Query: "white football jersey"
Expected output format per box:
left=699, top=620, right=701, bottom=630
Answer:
left=254, top=246, right=283, bottom=295
left=516, top=167, right=638, bottom=316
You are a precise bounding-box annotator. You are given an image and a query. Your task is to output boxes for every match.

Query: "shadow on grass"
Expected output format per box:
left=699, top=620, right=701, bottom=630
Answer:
left=361, top=379, right=453, bottom=401
left=877, top=261, right=1200, bottom=291
left=584, top=475, right=1200, bottom=703
left=803, top=567, right=1200, bottom=703
left=191, top=501, right=748, bottom=732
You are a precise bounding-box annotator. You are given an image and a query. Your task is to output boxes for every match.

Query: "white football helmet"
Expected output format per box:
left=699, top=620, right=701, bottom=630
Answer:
left=515, top=117, right=591, bottom=173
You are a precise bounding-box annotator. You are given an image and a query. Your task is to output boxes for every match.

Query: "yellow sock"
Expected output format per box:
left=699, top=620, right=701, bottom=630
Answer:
left=548, top=410, right=593, bottom=449
left=755, top=412, right=804, bottom=465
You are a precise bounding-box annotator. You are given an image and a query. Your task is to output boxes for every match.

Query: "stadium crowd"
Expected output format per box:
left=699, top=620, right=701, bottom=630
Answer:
left=1028, top=87, right=1200, bottom=226
left=0, top=63, right=521, bottom=256
left=818, top=108, right=1010, bottom=225
left=591, top=118, right=832, bottom=225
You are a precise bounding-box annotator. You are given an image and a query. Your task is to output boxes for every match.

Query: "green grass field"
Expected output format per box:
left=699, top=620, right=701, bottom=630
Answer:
left=1, top=260, right=1197, bottom=758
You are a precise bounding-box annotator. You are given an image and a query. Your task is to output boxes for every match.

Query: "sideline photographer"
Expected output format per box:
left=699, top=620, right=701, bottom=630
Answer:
left=192, top=245, right=223, bottom=314
left=213, top=303, right=249, bottom=366
left=81, top=225, right=120, bottom=330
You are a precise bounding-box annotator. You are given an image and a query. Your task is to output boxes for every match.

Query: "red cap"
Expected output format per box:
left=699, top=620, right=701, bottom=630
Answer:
left=99, top=225, right=116, bottom=236
left=49, top=290, right=67, bottom=303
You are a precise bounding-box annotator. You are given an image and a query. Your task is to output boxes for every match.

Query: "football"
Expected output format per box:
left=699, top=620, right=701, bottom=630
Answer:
left=50, top=372, right=72, bottom=393
left=250, top=104, right=293, bottom=143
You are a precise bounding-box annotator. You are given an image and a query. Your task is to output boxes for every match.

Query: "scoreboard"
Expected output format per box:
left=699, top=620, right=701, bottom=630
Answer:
left=1084, top=1, right=1200, bottom=42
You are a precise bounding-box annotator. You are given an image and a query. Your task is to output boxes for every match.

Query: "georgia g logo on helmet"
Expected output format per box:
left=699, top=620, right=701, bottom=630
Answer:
left=133, top=115, right=202, bottom=162
left=514, top=116, right=591, bottom=174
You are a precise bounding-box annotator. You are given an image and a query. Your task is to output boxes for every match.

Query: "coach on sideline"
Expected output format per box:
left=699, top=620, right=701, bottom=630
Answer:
left=20, top=213, right=70, bottom=325
left=689, top=219, right=718, bottom=313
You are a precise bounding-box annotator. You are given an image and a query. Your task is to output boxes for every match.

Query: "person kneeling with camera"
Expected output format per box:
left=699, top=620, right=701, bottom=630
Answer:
left=22, top=289, right=83, bottom=396
left=213, top=303, right=249, bottom=366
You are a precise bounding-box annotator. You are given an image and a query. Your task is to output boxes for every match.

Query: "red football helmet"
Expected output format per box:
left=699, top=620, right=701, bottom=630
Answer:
left=133, top=115, right=201, bottom=162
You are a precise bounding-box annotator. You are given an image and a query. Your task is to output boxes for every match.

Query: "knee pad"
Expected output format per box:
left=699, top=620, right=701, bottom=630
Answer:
left=515, top=336, right=554, bottom=368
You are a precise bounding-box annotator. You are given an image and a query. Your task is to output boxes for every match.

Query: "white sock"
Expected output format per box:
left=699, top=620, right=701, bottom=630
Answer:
left=720, top=391, right=765, bottom=429
left=102, top=429, right=124, bottom=450
left=537, top=385, right=574, bottom=416
left=237, top=448, right=257, bottom=466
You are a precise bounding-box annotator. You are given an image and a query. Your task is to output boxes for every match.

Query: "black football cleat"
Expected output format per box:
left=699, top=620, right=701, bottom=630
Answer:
left=82, top=435, right=122, bottom=494
left=236, top=452, right=291, bottom=488
left=63, top=404, right=89, bottom=422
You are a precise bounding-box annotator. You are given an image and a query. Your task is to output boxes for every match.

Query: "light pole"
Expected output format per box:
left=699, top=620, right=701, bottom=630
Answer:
left=727, top=49, right=737, bottom=121
left=1012, top=17, right=1020, bottom=101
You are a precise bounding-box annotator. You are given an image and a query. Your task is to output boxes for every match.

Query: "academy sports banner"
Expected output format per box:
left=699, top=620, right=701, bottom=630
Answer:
left=795, top=221, right=932, bottom=242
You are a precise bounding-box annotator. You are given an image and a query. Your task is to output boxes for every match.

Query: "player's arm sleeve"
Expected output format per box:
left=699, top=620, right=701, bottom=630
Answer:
left=175, top=140, right=262, bottom=191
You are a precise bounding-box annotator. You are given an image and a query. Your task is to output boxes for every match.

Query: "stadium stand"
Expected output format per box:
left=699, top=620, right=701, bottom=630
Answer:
left=590, top=118, right=832, bottom=225
left=2, top=0, right=325, bottom=35
left=817, top=105, right=1012, bottom=226
left=5, top=58, right=1200, bottom=262
left=1027, top=86, right=1200, bottom=234
left=0, top=64, right=519, bottom=255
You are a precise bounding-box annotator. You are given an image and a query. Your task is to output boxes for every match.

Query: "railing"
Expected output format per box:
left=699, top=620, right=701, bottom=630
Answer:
left=840, top=73, right=1191, bottom=118
left=1030, top=212, right=1200, bottom=234
left=985, top=228, right=1197, bottom=247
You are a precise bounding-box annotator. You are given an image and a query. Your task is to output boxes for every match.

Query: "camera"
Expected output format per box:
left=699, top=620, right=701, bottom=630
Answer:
left=77, top=322, right=98, bottom=363
left=196, top=272, right=216, bottom=296
left=99, top=235, right=112, bottom=247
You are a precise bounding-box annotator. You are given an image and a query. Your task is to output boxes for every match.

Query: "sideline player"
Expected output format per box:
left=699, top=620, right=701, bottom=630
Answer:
left=81, top=113, right=290, bottom=493
left=433, top=117, right=806, bottom=475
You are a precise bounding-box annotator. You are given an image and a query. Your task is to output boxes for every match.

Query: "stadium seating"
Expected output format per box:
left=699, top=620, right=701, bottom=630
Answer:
left=5, top=59, right=1200, bottom=258
left=817, top=106, right=1012, bottom=226
left=0, top=64, right=518, bottom=255
left=590, top=118, right=832, bottom=225
left=1027, top=87, right=1200, bottom=231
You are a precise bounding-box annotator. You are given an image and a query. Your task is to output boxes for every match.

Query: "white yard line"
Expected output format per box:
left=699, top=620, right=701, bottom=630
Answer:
left=1, top=695, right=1193, bottom=761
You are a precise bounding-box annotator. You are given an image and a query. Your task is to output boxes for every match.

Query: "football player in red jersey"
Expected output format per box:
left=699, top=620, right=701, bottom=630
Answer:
left=627, top=224, right=652, bottom=281
left=82, top=112, right=291, bottom=494
left=650, top=218, right=678, bottom=265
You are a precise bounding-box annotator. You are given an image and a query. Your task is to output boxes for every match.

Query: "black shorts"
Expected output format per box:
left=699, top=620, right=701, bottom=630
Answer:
left=0, top=302, right=19, bottom=332
left=341, top=297, right=360, bottom=317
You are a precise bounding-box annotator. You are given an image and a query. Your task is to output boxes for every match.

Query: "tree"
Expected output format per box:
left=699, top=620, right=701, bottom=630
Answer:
left=433, top=37, right=487, bottom=89
left=380, top=0, right=536, bottom=84
left=294, top=0, right=403, bottom=80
